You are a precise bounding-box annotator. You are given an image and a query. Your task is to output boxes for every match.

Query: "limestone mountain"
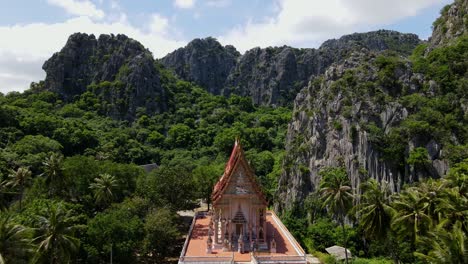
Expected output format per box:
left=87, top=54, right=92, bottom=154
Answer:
left=429, top=0, right=467, bottom=49
left=160, top=37, right=240, bottom=95
left=43, top=33, right=168, bottom=120
left=276, top=0, right=468, bottom=212
left=161, top=30, right=420, bottom=106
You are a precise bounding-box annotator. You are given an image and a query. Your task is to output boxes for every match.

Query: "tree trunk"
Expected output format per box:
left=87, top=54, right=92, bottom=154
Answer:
left=19, top=185, right=23, bottom=210
left=341, top=221, right=349, bottom=264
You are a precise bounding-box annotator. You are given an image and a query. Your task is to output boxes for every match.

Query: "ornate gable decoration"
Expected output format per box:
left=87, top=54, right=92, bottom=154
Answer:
left=211, top=139, right=268, bottom=206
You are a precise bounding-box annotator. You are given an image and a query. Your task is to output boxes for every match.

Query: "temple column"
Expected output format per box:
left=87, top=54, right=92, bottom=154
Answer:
left=214, top=219, right=219, bottom=244
left=227, top=219, right=231, bottom=243
left=221, top=219, right=226, bottom=242
left=262, top=213, right=267, bottom=242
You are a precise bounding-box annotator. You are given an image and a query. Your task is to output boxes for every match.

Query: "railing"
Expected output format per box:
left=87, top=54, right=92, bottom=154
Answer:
left=268, top=211, right=306, bottom=256
left=252, top=254, right=307, bottom=263
left=180, top=256, right=233, bottom=264
left=250, top=252, right=258, bottom=264
left=178, top=212, right=199, bottom=264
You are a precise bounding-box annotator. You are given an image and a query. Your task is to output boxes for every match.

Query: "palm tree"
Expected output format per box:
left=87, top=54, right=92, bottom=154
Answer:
left=445, top=162, right=468, bottom=197
left=436, top=187, right=468, bottom=231
left=41, top=153, right=65, bottom=196
left=0, top=214, right=31, bottom=264
left=33, top=204, right=81, bottom=264
left=0, top=182, right=9, bottom=212
left=353, top=179, right=393, bottom=239
left=319, top=167, right=353, bottom=264
left=4, top=167, right=32, bottom=210
left=391, top=188, right=432, bottom=244
left=410, top=179, right=447, bottom=225
left=415, top=220, right=468, bottom=264
left=89, top=173, right=118, bottom=207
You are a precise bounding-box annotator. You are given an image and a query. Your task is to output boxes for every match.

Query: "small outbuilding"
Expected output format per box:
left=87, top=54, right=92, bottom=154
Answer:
left=325, top=245, right=352, bottom=260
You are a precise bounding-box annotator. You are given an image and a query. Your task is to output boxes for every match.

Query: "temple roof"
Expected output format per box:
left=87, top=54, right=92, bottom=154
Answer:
left=211, top=139, right=268, bottom=205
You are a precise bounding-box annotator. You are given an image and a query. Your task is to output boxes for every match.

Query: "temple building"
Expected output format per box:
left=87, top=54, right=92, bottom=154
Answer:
left=179, top=139, right=307, bottom=263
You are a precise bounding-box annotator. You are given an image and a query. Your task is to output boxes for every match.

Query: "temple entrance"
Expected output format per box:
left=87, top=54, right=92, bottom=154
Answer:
left=236, top=223, right=243, bottom=237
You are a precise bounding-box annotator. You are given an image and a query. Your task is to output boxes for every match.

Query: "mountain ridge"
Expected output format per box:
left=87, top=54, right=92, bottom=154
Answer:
left=40, top=29, right=421, bottom=117
left=161, top=30, right=421, bottom=106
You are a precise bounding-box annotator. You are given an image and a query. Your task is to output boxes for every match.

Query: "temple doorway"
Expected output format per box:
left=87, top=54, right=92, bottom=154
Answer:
left=236, top=223, right=243, bottom=237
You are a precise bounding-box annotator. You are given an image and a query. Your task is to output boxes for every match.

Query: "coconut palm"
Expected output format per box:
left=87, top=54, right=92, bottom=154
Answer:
left=391, top=188, right=432, bottom=244
left=445, top=161, right=468, bottom=197
left=410, top=179, right=447, bottom=224
left=436, top=186, right=468, bottom=233
left=41, top=153, right=65, bottom=196
left=319, top=167, right=353, bottom=264
left=0, top=214, right=31, bottom=264
left=415, top=220, right=468, bottom=264
left=353, top=179, right=393, bottom=239
left=0, top=183, right=9, bottom=212
left=3, top=167, right=32, bottom=210
left=33, top=204, right=80, bottom=264
left=89, top=173, right=118, bottom=207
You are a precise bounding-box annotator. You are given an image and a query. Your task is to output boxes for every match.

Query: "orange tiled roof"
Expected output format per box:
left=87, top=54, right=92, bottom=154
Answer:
left=211, top=139, right=267, bottom=205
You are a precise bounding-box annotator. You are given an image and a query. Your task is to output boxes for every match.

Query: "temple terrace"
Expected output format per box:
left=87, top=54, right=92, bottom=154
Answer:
left=179, top=139, right=307, bottom=264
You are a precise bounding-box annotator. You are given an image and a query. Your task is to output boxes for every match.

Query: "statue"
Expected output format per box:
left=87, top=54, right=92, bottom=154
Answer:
left=206, top=235, right=213, bottom=254
left=270, top=238, right=277, bottom=253
left=222, top=238, right=229, bottom=252
left=238, top=231, right=244, bottom=253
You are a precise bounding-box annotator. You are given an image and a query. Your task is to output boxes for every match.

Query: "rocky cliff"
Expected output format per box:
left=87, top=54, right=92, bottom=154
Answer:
left=43, top=33, right=167, bottom=120
left=161, top=30, right=420, bottom=106
left=276, top=1, right=468, bottom=212
left=429, top=0, right=467, bottom=49
left=160, top=37, right=240, bottom=95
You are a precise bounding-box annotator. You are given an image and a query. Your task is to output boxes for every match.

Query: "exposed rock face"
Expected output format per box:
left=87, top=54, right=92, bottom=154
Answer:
left=276, top=0, right=467, bottom=213
left=429, top=0, right=467, bottom=49
left=225, top=47, right=322, bottom=106
left=161, top=31, right=421, bottom=106
left=320, top=30, right=420, bottom=59
left=43, top=33, right=167, bottom=120
left=275, top=50, right=449, bottom=212
left=160, top=37, right=240, bottom=95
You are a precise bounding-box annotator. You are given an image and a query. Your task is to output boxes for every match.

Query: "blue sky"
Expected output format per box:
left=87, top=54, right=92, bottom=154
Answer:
left=0, top=0, right=453, bottom=92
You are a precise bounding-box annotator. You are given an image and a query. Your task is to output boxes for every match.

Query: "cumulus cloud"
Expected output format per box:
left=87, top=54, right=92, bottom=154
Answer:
left=0, top=52, right=44, bottom=93
left=219, top=0, right=450, bottom=52
left=149, top=14, right=170, bottom=34
left=47, top=0, right=105, bottom=20
left=174, top=0, right=195, bottom=9
left=206, top=0, right=230, bottom=8
left=0, top=15, right=185, bottom=93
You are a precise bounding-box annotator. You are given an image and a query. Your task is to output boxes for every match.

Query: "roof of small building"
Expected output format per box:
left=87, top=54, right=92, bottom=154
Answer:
left=325, top=245, right=352, bottom=260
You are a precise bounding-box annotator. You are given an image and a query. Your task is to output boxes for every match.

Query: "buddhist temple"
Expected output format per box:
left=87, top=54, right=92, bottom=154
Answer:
left=179, top=139, right=307, bottom=263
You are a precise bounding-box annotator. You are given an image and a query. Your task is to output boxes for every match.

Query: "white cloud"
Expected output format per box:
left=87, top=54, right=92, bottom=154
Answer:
left=219, top=0, right=450, bottom=52
left=0, top=16, right=186, bottom=92
left=149, top=14, right=169, bottom=34
left=174, top=0, right=195, bottom=9
left=206, top=0, right=230, bottom=7
left=47, top=0, right=105, bottom=20
left=0, top=52, right=44, bottom=93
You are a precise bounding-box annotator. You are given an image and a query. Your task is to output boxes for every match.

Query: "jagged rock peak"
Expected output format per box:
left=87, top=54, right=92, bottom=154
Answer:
left=161, top=30, right=421, bottom=107
left=320, top=30, right=421, bottom=55
left=160, top=37, right=240, bottom=95
left=43, top=32, right=167, bottom=120
left=429, top=0, right=468, bottom=48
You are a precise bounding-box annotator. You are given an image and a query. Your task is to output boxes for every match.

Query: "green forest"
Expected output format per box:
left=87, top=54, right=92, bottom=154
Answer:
left=1, top=2, right=467, bottom=263
left=0, top=65, right=292, bottom=263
